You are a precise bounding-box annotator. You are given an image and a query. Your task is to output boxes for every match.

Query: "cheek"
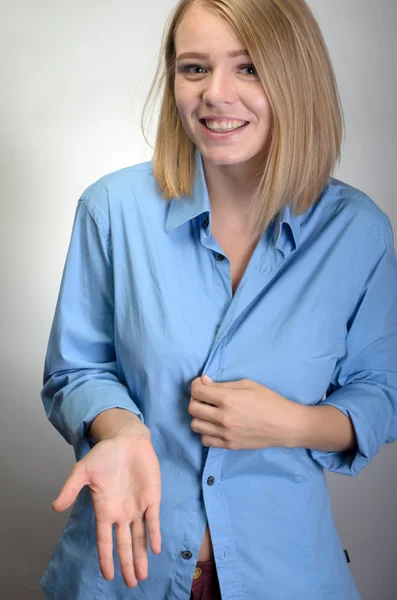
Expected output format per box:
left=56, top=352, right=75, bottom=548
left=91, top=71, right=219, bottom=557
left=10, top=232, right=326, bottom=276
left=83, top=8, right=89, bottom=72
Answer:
left=256, top=100, right=271, bottom=118
left=174, top=95, right=197, bottom=134
left=176, top=108, right=191, bottom=133
left=249, top=90, right=272, bottom=121
left=174, top=81, right=191, bottom=106
left=174, top=89, right=190, bottom=117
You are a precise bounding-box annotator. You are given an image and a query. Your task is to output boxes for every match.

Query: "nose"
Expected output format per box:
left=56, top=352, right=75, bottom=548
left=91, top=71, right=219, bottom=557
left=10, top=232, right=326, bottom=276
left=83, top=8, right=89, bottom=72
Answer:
left=202, top=70, right=237, bottom=106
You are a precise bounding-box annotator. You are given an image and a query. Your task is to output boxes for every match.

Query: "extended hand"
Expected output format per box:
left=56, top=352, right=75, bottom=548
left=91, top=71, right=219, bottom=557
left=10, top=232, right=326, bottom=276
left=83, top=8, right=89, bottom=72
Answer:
left=188, top=376, right=304, bottom=450
left=51, top=436, right=162, bottom=589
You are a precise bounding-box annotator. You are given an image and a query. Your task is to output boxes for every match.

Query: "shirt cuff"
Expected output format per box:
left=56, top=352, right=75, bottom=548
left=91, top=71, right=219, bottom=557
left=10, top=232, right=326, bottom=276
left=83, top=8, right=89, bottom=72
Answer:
left=309, top=381, right=394, bottom=476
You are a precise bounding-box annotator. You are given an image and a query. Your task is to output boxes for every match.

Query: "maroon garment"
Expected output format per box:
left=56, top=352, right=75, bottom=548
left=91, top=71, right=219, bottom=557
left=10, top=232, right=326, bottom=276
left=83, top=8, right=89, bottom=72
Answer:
left=190, top=560, right=222, bottom=600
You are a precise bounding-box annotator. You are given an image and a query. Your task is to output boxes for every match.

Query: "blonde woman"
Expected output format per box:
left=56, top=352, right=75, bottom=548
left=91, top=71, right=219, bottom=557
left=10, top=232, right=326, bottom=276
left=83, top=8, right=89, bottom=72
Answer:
left=40, top=1, right=397, bottom=599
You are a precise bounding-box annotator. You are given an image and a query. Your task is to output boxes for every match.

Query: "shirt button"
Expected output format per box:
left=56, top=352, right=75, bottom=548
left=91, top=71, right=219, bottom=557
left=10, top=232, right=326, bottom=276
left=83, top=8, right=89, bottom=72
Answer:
left=215, top=253, right=225, bottom=261
left=203, top=216, right=209, bottom=227
left=194, top=567, right=202, bottom=579
left=181, top=550, right=192, bottom=559
left=207, top=476, right=215, bottom=485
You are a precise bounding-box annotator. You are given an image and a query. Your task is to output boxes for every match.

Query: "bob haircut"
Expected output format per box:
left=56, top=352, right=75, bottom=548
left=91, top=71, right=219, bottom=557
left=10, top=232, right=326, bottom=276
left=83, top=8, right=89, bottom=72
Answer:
left=141, top=0, right=345, bottom=240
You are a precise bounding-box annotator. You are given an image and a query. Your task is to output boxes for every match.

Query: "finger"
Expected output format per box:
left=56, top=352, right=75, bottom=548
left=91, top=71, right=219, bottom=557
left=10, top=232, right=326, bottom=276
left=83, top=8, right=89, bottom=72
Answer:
left=116, top=522, right=137, bottom=588
left=131, top=518, right=148, bottom=580
left=52, top=463, right=88, bottom=512
left=189, top=401, right=220, bottom=423
left=193, top=379, right=247, bottom=394
left=191, top=385, right=227, bottom=406
left=191, top=418, right=222, bottom=437
left=96, top=520, right=115, bottom=581
left=145, top=502, right=162, bottom=555
left=201, top=435, right=223, bottom=448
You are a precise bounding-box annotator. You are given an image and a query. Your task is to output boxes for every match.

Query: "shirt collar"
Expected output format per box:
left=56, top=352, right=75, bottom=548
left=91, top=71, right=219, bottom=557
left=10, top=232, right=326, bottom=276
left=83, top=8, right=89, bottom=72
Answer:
left=164, top=147, right=304, bottom=253
left=273, top=203, right=304, bottom=252
left=164, top=147, right=211, bottom=234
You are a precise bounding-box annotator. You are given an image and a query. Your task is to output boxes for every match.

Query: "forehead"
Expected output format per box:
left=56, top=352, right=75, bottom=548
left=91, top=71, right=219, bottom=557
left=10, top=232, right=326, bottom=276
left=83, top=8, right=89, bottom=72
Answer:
left=175, top=4, right=242, bottom=52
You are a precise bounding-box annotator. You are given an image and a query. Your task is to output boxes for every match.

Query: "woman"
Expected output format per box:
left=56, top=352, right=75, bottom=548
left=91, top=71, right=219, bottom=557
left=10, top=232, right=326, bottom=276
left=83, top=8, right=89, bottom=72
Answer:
left=40, top=0, right=397, bottom=599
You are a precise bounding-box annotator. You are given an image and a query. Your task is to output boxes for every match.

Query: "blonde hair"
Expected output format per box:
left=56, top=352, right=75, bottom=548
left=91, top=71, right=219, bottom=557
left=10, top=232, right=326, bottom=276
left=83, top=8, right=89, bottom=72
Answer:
left=141, top=0, right=345, bottom=240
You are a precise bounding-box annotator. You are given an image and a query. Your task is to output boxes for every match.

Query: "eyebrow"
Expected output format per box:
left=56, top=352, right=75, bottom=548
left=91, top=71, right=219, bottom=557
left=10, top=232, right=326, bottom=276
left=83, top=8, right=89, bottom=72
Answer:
left=176, top=49, right=249, bottom=61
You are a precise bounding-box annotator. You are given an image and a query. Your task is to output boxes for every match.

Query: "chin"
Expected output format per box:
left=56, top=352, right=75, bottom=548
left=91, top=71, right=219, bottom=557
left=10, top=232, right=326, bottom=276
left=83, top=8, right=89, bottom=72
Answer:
left=200, top=148, right=256, bottom=166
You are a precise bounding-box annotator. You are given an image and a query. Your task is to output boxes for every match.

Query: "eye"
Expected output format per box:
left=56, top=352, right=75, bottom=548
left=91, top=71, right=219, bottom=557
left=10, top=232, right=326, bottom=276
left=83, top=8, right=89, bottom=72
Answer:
left=177, top=64, right=206, bottom=75
left=240, top=64, right=258, bottom=76
left=176, top=63, right=258, bottom=77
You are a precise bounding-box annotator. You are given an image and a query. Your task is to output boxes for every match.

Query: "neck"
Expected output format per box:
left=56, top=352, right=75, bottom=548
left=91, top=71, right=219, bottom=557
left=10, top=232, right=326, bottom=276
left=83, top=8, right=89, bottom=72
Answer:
left=202, top=155, right=261, bottom=235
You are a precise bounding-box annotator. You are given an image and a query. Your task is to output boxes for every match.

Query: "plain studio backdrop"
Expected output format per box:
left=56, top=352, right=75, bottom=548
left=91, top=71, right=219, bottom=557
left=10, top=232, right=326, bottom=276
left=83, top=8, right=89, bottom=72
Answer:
left=1, top=1, right=396, bottom=598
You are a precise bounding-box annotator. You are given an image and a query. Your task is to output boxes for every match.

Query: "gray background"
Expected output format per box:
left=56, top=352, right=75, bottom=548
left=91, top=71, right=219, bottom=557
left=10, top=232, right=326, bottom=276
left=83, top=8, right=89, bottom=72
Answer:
left=1, top=1, right=396, bottom=598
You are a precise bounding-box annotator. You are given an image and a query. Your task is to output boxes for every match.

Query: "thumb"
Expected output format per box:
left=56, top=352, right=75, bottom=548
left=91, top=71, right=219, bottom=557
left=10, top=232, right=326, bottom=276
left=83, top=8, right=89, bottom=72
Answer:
left=201, top=375, right=213, bottom=384
left=52, top=463, right=88, bottom=512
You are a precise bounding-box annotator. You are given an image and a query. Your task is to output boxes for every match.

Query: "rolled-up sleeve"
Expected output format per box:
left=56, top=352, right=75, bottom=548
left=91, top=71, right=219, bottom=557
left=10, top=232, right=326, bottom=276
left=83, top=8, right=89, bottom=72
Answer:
left=41, top=192, right=144, bottom=460
left=310, top=218, right=397, bottom=475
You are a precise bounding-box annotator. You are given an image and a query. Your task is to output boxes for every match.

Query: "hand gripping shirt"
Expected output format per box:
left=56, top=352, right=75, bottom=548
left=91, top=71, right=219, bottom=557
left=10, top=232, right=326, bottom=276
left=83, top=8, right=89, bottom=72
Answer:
left=40, top=148, right=397, bottom=600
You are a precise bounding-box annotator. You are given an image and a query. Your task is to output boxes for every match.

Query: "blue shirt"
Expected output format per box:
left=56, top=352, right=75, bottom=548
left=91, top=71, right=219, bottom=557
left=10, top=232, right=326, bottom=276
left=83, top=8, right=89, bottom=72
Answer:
left=40, top=148, right=397, bottom=600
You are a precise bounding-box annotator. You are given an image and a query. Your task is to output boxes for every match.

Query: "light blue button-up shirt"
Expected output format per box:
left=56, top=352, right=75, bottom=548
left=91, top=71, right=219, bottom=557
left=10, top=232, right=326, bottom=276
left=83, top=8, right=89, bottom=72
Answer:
left=40, top=149, right=397, bottom=599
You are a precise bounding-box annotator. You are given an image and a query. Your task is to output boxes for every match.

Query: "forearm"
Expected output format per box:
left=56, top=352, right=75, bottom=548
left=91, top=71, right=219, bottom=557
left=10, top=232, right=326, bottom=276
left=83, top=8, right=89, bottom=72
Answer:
left=293, top=405, right=358, bottom=452
left=87, top=408, right=150, bottom=444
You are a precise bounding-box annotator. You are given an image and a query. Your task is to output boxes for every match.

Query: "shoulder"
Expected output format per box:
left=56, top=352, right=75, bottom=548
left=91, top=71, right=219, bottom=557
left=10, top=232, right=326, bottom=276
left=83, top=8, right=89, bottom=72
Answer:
left=326, top=176, right=391, bottom=226
left=78, top=160, right=158, bottom=233
left=314, top=176, right=393, bottom=248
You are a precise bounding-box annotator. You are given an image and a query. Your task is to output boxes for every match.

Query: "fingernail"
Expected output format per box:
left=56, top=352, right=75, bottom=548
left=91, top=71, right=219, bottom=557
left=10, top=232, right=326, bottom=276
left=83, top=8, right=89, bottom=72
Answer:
left=202, top=375, right=213, bottom=383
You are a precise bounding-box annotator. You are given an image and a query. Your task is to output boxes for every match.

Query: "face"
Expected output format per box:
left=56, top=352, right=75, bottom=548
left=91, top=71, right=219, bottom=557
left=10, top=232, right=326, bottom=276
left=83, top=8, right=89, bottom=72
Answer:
left=174, top=4, right=272, bottom=173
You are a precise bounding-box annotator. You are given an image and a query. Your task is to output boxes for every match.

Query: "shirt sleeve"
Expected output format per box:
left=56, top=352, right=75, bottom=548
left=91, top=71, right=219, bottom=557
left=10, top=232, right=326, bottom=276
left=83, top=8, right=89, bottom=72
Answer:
left=41, top=193, right=144, bottom=461
left=309, top=218, right=397, bottom=476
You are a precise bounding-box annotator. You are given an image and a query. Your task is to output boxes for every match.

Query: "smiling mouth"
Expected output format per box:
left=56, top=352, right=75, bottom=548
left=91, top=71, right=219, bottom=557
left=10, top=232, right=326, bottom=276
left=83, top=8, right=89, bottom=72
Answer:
left=199, top=119, right=249, bottom=132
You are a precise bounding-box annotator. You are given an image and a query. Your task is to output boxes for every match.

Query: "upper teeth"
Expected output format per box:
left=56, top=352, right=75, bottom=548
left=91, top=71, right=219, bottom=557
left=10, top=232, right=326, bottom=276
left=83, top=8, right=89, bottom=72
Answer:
left=205, top=119, right=247, bottom=130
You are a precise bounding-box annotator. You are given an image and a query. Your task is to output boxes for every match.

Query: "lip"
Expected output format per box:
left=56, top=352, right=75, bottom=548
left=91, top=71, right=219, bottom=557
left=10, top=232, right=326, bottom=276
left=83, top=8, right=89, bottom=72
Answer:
left=199, top=119, right=249, bottom=139
left=199, top=116, right=249, bottom=123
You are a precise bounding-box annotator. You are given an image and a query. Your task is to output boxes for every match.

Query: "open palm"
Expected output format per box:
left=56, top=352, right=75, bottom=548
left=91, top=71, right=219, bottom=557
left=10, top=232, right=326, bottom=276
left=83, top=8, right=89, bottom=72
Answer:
left=52, top=436, right=162, bottom=588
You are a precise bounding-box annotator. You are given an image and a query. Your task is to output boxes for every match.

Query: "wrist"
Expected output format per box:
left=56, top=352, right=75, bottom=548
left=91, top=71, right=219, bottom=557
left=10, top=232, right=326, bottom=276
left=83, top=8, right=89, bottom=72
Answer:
left=87, top=408, right=150, bottom=444
left=287, top=403, right=358, bottom=452
left=285, top=403, right=311, bottom=448
left=114, top=419, right=151, bottom=442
